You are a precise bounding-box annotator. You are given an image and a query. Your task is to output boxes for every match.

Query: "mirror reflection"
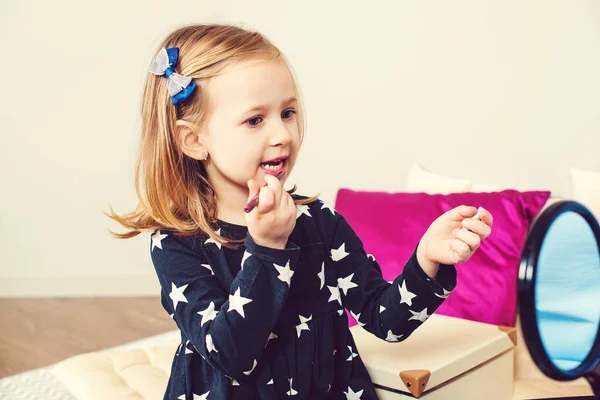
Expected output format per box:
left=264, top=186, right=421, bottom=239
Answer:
left=535, top=211, right=600, bottom=372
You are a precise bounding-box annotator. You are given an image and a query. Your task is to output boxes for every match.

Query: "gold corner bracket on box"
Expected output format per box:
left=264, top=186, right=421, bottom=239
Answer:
left=399, top=369, right=431, bottom=397
left=498, top=326, right=517, bottom=346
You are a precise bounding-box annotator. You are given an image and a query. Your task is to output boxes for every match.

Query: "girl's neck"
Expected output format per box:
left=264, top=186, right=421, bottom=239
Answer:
left=217, top=203, right=248, bottom=226
left=213, top=181, right=250, bottom=227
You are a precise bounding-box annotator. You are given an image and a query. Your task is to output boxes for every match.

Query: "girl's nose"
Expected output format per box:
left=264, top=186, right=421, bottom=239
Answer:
left=269, top=121, right=292, bottom=147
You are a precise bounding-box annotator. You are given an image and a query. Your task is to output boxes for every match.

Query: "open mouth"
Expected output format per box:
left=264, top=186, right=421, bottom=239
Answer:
left=260, top=156, right=287, bottom=176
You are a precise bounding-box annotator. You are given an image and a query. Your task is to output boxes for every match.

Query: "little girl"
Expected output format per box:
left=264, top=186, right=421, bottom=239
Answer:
left=109, top=24, right=492, bottom=400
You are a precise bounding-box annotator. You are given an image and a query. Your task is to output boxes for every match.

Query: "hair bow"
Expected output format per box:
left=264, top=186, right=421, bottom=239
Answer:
left=149, top=47, right=197, bottom=104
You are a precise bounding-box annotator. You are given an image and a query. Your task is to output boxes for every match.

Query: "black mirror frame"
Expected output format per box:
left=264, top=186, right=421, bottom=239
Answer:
left=518, top=200, right=600, bottom=396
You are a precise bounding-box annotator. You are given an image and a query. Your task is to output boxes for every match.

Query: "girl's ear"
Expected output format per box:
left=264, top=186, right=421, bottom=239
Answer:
left=176, top=120, right=209, bottom=161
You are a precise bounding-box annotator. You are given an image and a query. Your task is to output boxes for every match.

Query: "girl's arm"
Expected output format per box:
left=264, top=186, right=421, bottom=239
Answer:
left=327, top=211, right=457, bottom=342
left=150, top=229, right=299, bottom=380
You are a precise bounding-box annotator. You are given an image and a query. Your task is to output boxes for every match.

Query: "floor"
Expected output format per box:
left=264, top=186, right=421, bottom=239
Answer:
left=0, top=297, right=176, bottom=378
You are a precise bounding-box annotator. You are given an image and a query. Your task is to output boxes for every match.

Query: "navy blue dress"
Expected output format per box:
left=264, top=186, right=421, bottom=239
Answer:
left=149, top=196, right=457, bottom=400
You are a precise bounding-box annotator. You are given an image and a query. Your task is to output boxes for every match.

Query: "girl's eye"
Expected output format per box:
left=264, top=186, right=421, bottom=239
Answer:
left=247, top=116, right=263, bottom=127
left=282, top=109, right=296, bottom=119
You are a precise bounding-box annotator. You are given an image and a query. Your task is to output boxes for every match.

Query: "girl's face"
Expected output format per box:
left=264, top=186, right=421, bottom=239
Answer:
left=200, top=58, right=300, bottom=198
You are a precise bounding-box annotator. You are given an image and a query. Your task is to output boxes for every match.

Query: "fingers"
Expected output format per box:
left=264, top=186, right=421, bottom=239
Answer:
left=459, top=206, right=493, bottom=238
left=447, top=205, right=478, bottom=221
left=247, top=179, right=260, bottom=202
left=264, top=174, right=283, bottom=201
left=451, top=238, right=471, bottom=259
left=246, top=176, right=284, bottom=214
left=448, top=205, right=493, bottom=228
left=453, top=228, right=481, bottom=251
left=257, top=186, right=276, bottom=213
left=256, top=175, right=283, bottom=213
left=284, top=190, right=295, bottom=213
left=478, top=208, right=494, bottom=227
left=461, top=218, right=492, bottom=238
left=447, top=205, right=494, bottom=262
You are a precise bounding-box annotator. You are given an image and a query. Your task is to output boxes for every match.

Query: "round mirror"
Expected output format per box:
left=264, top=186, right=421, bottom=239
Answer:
left=519, top=200, right=600, bottom=398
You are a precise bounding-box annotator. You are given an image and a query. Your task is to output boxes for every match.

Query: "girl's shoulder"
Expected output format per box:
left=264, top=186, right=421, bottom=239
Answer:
left=290, top=192, right=319, bottom=202
left=149, top=226, right=204, bottom=253
left=290, top=193, right=343, bottom=243
left=291, top=193, right=329, bottom=215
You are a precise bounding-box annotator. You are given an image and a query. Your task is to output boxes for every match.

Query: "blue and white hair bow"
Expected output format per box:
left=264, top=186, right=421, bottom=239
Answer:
left=149, top=47, right=197, bottom=105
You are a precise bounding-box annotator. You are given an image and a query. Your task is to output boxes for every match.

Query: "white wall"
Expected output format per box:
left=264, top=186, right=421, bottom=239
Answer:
left=1, top=1, right=599, bottom=297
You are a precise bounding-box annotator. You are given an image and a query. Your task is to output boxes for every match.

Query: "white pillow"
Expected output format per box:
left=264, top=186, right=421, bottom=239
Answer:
left=470, top=183, right=503, bottom=192
left=406, top=164, right=472, bottom=194
left=406, top=164, right=502, bottom=193
left=406, top=163, right=558, bottom=217
left=571, top=167, right=600, bottom=218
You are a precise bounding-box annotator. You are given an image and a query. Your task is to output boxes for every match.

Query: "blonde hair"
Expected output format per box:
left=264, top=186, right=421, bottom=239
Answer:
left=106, top=24, right=317, bottom=248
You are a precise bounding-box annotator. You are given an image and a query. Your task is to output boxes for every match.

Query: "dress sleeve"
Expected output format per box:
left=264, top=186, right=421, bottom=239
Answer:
left=326, top=211, right=457, bottom=342
left=150, top=229, right=300, bottom=379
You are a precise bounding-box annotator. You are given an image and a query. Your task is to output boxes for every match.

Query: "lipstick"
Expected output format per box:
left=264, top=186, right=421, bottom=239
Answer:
left=244, top=171, right=285, bottom=213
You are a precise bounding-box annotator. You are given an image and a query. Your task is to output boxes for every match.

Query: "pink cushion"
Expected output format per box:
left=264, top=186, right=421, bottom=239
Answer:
left=334, top=189, right=551, bottom=328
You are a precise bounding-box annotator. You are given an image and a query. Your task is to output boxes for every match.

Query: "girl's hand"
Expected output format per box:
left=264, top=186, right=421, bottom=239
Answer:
left=245, top=175, right=296, bottom=249
left=416, top=206, right=493, bottom=278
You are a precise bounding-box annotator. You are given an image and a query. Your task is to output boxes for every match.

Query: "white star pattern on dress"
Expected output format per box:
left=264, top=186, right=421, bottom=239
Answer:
left=243, top=359, right=258, bottom=375
left=185, top=340, right=194, bottom=354
left=201, top=264, right=214, bottom=275
left=435, top=288, right=452, bottom=298
left=367, top=253, right=376, bottom=261
left=385, top=330, right=404, bottom=342
left=228, top=288, right=253, bottom=318
left=337, top=273, right=358, bottom=296
left=296, top=204, right=311, bottom=219
left=379, top=305, right=386, bottom=313
left=241, top=250, right=252, bottom=270
left=151, top=230, right=168, bottom=251
left=409, top=307, right=430, bottom=322
left=327, top=285, right=342, bottom=306
left=267, top=378, right=274, bottom=385
left=169, top=283, right=188, bottom=310
left=287, top=379, right=298, bottom=396
left=205, top=334, right=218, bottom=353
left=193, top=392, right=210, bottom=400
left=231, top=377, right=240, bottom=386
left=317, top=262, right=325, bottom=290
left=350, top=311, right=366, bottom=327
left=296, top=314, right=312, bottom=338
left=273, top=260, right=294, bottom=286
left=320, top=201, right=336, bottom=215
left=346, top=345, right=358, bottom=361
left=204, top=229, right=222, bottom=249
left=198, top=301, right=218, bottom=327
left=398, top=280, right=417, bottom=306
left=344, top=386, right=364, bottom=400
left=331, top=243, right=349, bottom=261
left=265, top=332, right=278, bottom=347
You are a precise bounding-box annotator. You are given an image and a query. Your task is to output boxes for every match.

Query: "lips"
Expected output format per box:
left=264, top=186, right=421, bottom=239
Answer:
left=260, top=156, right=288, bottom=177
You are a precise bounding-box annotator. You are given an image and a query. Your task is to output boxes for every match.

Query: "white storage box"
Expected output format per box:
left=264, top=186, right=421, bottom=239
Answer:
left=350, top=313, right=517, bottom=399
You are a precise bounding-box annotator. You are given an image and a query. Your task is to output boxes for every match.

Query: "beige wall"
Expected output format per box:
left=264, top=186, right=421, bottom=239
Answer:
left=1, top=1, right=599, bottom=296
